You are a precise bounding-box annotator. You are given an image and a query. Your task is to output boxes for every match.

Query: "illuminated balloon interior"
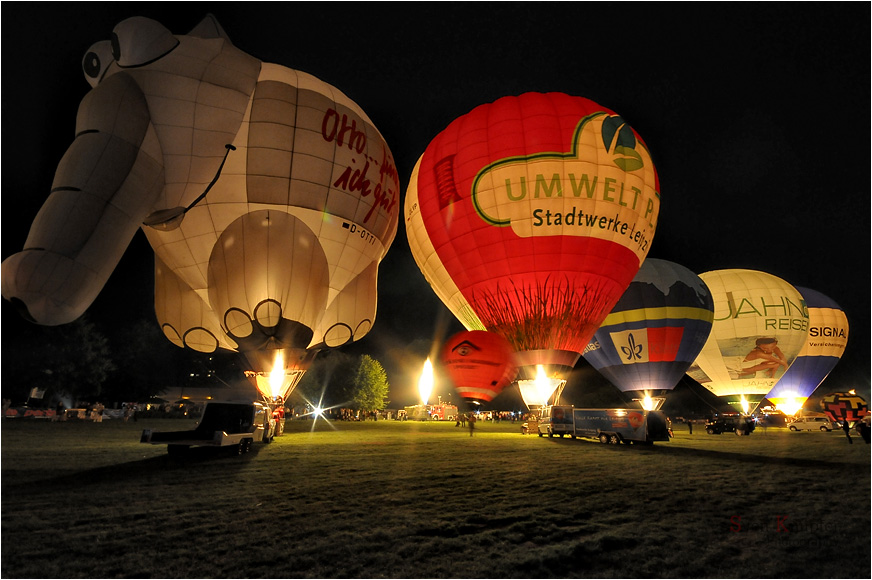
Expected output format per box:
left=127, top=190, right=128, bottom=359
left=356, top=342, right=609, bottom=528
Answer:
left=773, top=395, right=803, bottom=417
left=517, top=365, right=565, bottom=409
left=642, top=395, right=654, bottom=411
left=244, top=348, right=307, bottom=401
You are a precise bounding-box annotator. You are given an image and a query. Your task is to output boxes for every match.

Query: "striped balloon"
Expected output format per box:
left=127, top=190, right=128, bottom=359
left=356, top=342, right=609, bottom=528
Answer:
left=583, top=259, right=714, bottom=393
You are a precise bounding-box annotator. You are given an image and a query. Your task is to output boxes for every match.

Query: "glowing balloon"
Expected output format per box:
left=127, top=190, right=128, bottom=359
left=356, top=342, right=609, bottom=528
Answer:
left=819, top=392, right=868, bottom=424
left=441, top=330, right=518, bottom=404
left=687, top=269, right=809, bottom=412
left=517, top=365, right=565, bottom=409
left=764, top=287, right=848, bottom=414
left=583, top=258, right=714, bottom=394
left=405, top=92, right=660, bottom=380
left=1, top=15, right=399, bottom=395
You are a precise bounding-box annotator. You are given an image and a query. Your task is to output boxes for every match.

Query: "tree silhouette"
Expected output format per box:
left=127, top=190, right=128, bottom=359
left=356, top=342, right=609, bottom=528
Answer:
left=1, top=316, right=115, bottom=404
left=352, top=355, right=390, bottom=412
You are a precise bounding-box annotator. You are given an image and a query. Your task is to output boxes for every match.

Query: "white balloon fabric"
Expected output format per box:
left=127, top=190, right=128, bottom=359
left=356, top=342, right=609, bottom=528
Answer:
left=1, top=15, right=400, bottom=377
left=687, top=269, right=809, bottom=412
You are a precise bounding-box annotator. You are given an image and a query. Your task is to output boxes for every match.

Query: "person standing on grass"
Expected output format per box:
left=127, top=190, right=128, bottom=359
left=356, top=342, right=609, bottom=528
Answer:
left=468, top=413, right=476, bottom=436
left=687, top=419, right=693, bottom=435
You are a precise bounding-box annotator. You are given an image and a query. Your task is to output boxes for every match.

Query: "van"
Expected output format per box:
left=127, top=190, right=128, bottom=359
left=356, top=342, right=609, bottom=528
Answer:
left=537, top=405, right=575, bottom=437
left=786, top=416, right=839, bottom=432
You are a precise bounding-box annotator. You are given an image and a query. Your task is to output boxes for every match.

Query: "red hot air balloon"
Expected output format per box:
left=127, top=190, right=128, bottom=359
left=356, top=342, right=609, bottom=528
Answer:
left=406, top=93, right=660, bottom=383
left=441, top=330, right=518, bottom=404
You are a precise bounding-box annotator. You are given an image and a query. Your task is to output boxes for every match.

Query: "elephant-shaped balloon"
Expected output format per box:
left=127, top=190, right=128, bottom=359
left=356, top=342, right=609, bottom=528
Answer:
left=1, top=15, right=400, bottom=388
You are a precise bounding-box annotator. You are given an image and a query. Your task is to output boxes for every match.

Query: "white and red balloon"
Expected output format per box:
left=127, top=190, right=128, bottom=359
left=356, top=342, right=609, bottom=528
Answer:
left=405, top=92, right=660, bottom=383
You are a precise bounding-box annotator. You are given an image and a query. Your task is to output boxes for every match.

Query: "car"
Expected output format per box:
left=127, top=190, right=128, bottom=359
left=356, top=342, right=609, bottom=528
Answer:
left=787, top=416, right=839, bottom=432
left=705, top=415, right=755, bottom=436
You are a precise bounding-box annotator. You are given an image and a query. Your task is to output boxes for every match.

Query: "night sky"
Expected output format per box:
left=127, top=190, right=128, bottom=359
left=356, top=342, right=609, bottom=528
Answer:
left=2, top=3, right=868, bottom=406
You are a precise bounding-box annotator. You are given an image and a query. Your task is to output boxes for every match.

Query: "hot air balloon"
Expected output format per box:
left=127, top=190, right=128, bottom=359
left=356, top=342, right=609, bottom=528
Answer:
left=820, top=391, right=868, bottom=442
left=0, top=15, right=399, bottom=402
left=688, top=269, right=809, bottom=413
left=405, top=92, right=660, bottom=400
left=582, top=259, right=714, bottom=403
left=441, top=330, right=518, bottom=405
left=764, top=287, right=849, bottom=415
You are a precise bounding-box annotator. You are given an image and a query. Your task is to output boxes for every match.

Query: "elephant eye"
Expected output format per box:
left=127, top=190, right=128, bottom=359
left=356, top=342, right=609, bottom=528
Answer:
left=82, top=40, right=113, bottom=88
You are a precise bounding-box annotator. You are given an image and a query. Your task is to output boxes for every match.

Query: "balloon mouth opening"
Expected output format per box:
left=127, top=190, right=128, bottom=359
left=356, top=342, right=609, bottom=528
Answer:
left=514, top=350, right=580, bottom=380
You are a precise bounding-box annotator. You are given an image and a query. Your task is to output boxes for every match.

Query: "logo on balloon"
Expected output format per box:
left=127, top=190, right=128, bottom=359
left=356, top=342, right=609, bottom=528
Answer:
left=470, top=113, right=658, bottom=256
left=621, top=333, right=644, bottom=361
left=454, top=341, right=475, bottom=357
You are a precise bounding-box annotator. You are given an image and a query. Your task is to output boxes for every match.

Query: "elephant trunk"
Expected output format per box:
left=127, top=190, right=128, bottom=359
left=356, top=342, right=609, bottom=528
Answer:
left=1, top=73, right=164, bottom=325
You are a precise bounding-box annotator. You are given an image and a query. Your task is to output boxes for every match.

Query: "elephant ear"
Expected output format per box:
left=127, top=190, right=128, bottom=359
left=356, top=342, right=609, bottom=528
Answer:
left=188, top=13, right=232, bottom=43
left=111, top=16, right=178, bottom=67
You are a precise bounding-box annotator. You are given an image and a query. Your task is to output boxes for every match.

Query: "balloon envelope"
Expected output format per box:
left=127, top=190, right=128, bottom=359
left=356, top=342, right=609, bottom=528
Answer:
left=1, top=16, right=400, bottom=389
left=820, top=392, right=868, bottom=423
left=688, top=269, right=809, bottom=411
left=441, top=331, right=518, bottom=404
left=583, top=259, right=714, bottom=393
left=406, top=92, right=660, bottom=378
left=764, top=287, right=848, bottom=413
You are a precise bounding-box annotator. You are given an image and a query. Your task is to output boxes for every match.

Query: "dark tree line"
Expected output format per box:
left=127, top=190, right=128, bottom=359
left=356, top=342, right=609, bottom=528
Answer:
left=1, top=315, right=191, bottom=405
left=2, top=315, right=390, bottom=412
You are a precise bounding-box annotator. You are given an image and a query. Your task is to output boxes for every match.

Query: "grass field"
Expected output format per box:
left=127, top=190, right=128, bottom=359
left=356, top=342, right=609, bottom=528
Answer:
left=2, top=417, right=869, bottom=578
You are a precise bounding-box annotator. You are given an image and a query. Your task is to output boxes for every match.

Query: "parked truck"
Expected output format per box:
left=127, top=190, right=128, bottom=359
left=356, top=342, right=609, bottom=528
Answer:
left=403, top=403, right=459, bottom=421
left=429, top=403, right=459, bottom=421
left=141, top=401, right=276, bottom=455
left=538, top=405, right=671, bottom=445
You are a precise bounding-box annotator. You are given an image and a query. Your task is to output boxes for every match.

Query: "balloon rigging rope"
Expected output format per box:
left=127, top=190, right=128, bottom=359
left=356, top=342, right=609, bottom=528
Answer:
left=184, top=143, right=237, bottom=212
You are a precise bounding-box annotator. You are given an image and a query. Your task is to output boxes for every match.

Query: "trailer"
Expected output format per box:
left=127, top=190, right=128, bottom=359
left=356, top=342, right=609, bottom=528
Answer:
left=537, top=405, right=671, bottom=445
left=141, top=401, right=276, bottom=455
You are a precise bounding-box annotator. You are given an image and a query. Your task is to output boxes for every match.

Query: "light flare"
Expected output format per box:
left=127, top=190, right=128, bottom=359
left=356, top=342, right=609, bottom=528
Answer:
left=418, top=358, right=434, bottom=405
left=740, top=395, right=750, bottom=414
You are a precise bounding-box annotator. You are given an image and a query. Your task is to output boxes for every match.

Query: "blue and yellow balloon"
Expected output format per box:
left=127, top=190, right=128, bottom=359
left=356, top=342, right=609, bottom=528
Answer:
left=583, top=259, right=714, bottom=403
left=764, top=287, right=848, bottom=415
